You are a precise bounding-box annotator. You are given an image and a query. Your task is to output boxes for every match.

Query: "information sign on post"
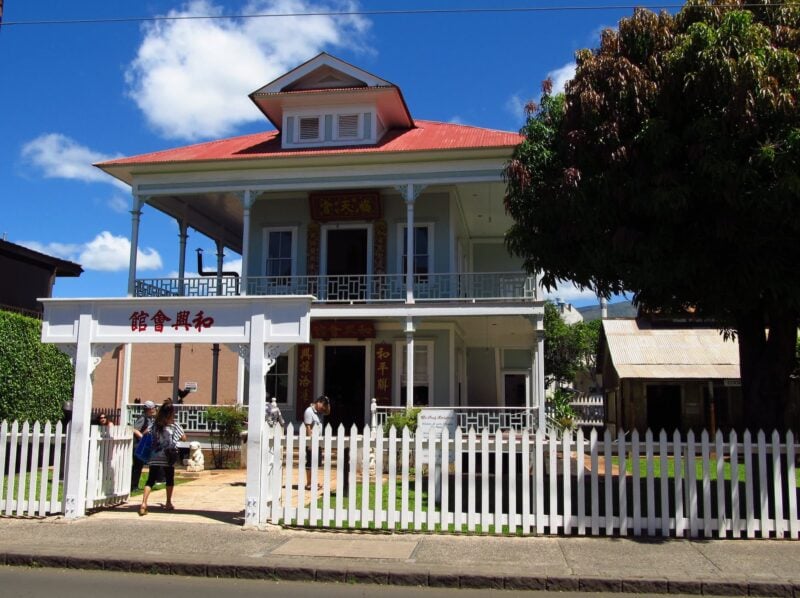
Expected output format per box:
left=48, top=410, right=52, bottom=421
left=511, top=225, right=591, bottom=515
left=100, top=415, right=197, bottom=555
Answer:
left=416, top=409, right=458, bottom=504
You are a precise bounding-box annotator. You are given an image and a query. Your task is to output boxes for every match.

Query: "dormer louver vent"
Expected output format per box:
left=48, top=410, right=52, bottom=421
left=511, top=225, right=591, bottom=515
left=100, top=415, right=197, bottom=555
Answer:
left=299, top=117, right=320, bottom=141
left=337, top=114, right=359, bottom=139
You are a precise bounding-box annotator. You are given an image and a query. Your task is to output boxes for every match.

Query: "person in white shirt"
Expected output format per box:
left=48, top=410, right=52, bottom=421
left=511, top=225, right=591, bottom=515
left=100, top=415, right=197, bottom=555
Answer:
left=303, top=395, right=330, bottom=490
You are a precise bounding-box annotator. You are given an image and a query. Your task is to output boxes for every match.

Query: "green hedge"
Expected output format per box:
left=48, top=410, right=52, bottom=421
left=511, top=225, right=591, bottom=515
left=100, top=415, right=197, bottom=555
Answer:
left=0, top=310, right=73, bottom=422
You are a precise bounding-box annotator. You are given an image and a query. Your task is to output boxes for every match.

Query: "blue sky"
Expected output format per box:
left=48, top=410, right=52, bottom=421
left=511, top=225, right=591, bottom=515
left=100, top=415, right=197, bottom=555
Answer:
left=1, top=0, right=641, bottom=306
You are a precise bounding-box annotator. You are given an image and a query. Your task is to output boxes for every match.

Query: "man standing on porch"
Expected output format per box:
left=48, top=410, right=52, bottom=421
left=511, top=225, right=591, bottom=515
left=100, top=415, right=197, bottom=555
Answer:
left=303, top=395, right=329, bottom=490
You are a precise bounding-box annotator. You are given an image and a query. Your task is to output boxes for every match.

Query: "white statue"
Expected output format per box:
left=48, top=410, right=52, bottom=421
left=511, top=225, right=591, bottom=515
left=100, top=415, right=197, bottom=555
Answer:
left=184, top=440, right=205, bottom=472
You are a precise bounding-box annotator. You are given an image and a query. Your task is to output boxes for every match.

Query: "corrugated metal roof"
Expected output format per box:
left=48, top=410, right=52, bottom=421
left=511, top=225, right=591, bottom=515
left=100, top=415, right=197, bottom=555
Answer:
left=96, top=120, right=522, bottom=167
left=603, top=319, right=740, bottom=380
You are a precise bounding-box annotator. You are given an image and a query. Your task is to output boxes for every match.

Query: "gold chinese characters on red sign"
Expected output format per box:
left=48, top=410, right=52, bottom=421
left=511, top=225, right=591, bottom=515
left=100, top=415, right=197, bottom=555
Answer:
left=296, top=344, right=315, bottom=418
left=309, top=190, right=381, bottom=222
left=374, top=343, right=392, bottom=406
left=311, top=319, right=375, bottom=340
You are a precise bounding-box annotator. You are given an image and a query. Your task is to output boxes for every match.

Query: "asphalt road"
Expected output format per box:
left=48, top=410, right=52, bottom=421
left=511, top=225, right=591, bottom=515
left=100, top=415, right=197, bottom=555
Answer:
left=0, top=567, right=700, bottom=598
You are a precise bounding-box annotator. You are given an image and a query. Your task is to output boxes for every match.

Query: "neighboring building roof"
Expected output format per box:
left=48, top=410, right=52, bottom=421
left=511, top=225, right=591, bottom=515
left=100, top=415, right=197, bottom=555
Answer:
left=0, top=239, right=83, bottom=277
left=96, top=120, right=522, bottom=169
left=603, top=318, right=740, bottom=380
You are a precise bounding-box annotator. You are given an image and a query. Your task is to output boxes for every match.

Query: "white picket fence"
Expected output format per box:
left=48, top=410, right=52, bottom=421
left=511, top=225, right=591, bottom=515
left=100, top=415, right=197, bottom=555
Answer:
left=0, top=421, right=67, bottom=517
left=86, top=424, right=133, bottom=509
left=0, top=420, right=133, bottom=517
left=262, top=425, right=799, bottom=539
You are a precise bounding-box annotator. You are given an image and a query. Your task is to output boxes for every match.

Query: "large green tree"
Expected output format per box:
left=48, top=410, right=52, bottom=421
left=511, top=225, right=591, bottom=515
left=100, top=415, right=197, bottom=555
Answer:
left=505, top=1, right=800, bottom=431
left=544, top=302, right=601, bottom=388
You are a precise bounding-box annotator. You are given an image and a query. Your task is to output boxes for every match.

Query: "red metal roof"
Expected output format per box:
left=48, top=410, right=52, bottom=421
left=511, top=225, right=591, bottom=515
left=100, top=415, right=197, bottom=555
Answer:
left=97, top=120, right=522, bottom=167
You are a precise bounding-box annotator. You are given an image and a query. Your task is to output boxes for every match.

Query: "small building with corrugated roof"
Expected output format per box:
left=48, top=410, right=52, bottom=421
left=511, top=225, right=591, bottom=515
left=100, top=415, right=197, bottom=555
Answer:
left=597, top=317, right=743, bottom=435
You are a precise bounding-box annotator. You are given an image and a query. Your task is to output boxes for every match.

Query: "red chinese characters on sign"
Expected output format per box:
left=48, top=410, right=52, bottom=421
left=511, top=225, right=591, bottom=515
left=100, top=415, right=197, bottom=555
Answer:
left=374, top=343, right=392, bottom=406
left=128, top=309, right=214, bottom=333
left=296, top=344, right=315, bottom=419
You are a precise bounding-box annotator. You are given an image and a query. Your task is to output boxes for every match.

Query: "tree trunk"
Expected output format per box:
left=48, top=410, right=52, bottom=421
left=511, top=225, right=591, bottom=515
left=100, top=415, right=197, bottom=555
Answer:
left=738, top=306, right=798, bottom=433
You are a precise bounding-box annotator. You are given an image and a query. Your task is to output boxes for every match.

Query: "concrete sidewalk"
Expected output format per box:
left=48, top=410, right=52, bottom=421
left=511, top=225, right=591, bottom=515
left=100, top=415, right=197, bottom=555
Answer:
left=1, top=471, right=799, bottom=595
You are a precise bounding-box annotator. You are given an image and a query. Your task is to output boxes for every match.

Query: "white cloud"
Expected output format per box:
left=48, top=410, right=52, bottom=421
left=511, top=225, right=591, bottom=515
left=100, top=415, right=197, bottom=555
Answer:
left=20, top=134, right=128, bottom=191
left=504, top=93, right=526, bottom=121
left=546, top=62, right=577, bottom=95
left=19, top=232, right=162, bottom=272
left=125, top=0, right=372, bottom=141
left=448, top=115, right=465, bottom=125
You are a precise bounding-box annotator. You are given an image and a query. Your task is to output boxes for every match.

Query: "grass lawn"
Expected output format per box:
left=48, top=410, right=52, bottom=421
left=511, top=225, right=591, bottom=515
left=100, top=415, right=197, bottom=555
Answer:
left=1, top=470, right=61, bottom=503
left=611, top=456, right=800, bottom=486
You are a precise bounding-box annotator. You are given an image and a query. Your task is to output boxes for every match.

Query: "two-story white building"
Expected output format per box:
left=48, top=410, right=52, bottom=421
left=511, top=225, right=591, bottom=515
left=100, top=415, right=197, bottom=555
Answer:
left=91, top=52, right=546, bottom=432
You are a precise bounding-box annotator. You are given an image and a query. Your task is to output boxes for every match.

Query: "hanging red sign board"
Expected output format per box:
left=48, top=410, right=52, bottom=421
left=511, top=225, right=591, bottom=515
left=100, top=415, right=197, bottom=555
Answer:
left=374, top=343, right=392, bottom=406
left=311, top=319, right=375, bottom=340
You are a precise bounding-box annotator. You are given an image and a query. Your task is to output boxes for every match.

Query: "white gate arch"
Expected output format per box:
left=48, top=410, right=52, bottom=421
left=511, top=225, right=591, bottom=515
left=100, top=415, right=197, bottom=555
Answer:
left=40, top=295, right=313, bottom=526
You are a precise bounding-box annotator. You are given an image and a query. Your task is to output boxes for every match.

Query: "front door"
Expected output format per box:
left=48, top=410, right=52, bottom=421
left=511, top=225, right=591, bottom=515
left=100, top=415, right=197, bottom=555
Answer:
left=325, top=228, right=368, bottom=300
left=323, top=345, right=366, bottom=430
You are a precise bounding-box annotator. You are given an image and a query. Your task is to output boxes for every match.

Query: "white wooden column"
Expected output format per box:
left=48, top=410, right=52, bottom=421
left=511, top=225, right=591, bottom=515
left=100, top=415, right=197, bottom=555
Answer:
left=123, top=194, right=143, bottom=415
left=405, top=187, right=415, bottom=304
left=240, top=190, right=253, bottom=296
left=126, top=194, right=143, bottom=297
left=536, top=331, right=546, bottom=431
left=405, top=316, right=415, bottom=409
left=63, top=313, right=94, bottom=519
left=177, top=219, right=189, bottom=295
left=173, top=219, right=189, bottom=400
left=244, top=313, right=267, bottom=526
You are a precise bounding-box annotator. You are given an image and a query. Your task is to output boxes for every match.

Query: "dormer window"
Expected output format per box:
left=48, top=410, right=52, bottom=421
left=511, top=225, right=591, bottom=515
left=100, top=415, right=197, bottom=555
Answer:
left=298, top=116, right=321, bottom=142
left=283, top=107, right=376, bottom=149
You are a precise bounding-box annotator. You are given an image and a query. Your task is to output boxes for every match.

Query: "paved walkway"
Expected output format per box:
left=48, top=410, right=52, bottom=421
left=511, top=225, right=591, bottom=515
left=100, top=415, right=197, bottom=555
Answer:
left=2, top=469, right=799, bottom=595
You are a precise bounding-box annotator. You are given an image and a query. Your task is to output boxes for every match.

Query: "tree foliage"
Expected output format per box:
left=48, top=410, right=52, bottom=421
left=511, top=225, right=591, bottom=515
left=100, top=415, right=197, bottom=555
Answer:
left=544, top=302, right=601, bottom=388
left=505, top=1, right=800, bottom=430
left=206, top=406, right=247, bottom=468
left=0, top=310, right=73, bottom=422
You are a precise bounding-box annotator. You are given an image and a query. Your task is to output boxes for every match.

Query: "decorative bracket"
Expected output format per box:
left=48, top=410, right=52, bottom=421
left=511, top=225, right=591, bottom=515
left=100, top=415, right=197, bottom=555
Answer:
left=233, top=343, right=290, bottom=374
left=394, top=184, right=426, bottom=202
left=91, top=344, right=118, bottom=374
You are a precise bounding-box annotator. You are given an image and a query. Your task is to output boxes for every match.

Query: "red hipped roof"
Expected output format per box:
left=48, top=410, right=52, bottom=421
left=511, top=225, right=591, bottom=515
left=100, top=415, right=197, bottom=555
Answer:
left=97, top=120, right=522, bottom=167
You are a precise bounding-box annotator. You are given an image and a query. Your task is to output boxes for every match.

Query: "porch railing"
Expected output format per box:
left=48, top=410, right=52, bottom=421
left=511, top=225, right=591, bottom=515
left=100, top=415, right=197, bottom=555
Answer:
left=127, top=404, right=224, bottom=433
left=135, top=272, right=537, bottom=302
left=372, top=405, right=540, bottom=432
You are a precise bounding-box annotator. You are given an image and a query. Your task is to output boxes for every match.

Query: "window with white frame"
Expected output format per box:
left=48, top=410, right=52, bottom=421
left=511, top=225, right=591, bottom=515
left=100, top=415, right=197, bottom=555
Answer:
left=298, top=116, right=321, bottom=142
left=335, top=113, right=360, bottom=139
left=397, top=341, right=433, bottom=406
left=265, top=353, right=290, bottom=404
left=264, top=228, right=296, bottom=287
left=398, top=224, right=433, bottom=281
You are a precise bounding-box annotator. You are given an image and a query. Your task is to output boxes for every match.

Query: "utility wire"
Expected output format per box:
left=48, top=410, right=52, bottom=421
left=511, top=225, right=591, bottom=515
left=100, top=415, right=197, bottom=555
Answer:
left=1, top=3, right=796, bottom=27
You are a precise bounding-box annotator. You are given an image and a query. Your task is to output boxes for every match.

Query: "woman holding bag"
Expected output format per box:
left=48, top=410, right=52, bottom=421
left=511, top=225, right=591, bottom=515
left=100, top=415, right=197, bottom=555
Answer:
left=139, top=401, right=186, bottom=516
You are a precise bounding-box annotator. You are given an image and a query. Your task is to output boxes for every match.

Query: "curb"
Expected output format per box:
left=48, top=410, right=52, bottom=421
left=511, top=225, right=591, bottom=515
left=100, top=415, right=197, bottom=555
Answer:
left=1, top=551, right=798, bottom=596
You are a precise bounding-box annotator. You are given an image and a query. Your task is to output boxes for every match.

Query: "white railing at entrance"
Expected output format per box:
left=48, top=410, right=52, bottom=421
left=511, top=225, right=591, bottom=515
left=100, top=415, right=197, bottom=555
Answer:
left=86, top=425, right=133, bottom=509
left=372, top=405, right=539, bottom=432
left=263, top=425, right=799, bottom=539
left=0, top=420, right=66, bottom=517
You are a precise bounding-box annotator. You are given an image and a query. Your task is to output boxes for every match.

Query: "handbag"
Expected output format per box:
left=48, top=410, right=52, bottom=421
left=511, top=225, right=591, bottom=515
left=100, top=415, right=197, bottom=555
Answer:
left=134, top=432, right=153, bottom=463
left=154, top=426, right=180, bottom=467
left=166, top=446, right=180, bottom=467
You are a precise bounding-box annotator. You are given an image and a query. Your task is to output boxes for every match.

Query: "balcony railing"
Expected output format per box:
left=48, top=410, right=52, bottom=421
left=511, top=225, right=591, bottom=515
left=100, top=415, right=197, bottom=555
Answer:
left=135, top=272, right=537, bottom=302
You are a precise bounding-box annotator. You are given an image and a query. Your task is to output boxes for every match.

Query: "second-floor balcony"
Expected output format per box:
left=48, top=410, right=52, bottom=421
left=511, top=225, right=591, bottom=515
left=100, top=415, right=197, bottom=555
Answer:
left=134, top=271, right=538, bottom=303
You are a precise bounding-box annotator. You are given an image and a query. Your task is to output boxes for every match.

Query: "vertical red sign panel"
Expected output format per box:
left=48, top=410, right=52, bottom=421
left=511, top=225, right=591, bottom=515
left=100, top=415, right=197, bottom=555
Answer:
left=374, top=343, right=392, bottom=406
left=296, top=344, right=315, bottom=420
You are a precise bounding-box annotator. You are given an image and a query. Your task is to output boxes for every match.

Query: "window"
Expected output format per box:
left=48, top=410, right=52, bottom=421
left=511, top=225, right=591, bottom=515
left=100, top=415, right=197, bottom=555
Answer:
left=398, top=341, right=433, bottom=406
left=264, top=228, right=296, bottom=288
left=265, top=354, right=289, bottom=404
left=336, top=114, right=359, bottom=139
left=400, top=224, right=432, bottom=282
left=298, top=116, right=321, bottom=141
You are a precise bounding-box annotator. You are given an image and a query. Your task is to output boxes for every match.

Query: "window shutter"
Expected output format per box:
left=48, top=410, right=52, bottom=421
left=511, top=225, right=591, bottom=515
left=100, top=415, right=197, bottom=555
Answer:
left=337, top=114, right=359, bottom=139
left=299, top=117, right=320, bottom=141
